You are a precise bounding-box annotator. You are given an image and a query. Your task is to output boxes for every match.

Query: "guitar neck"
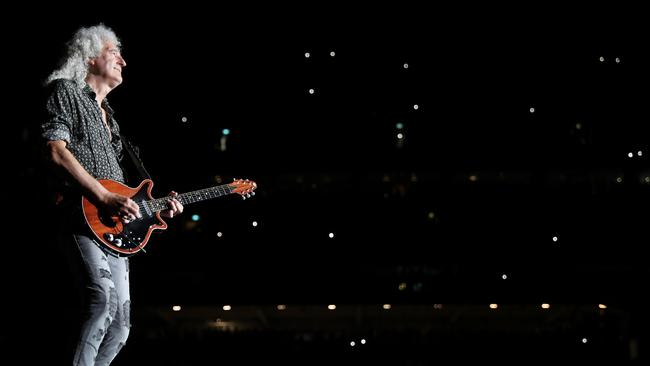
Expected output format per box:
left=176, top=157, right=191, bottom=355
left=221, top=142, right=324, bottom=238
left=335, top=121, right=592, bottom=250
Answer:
left=145, top=184, right=234, bottom=213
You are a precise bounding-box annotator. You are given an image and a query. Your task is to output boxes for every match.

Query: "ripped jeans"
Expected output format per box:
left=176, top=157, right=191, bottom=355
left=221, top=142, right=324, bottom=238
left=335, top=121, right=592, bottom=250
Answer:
left=69, top=234, right=131, bottom=366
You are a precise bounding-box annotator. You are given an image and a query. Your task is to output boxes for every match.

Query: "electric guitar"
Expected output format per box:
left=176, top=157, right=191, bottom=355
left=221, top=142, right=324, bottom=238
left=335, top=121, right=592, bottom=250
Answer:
left=82, top=178, right=257, bottom=257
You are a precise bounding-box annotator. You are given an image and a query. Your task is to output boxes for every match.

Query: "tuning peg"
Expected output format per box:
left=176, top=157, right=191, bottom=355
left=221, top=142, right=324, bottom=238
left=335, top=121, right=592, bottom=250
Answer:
left=242, top=195, right=247, bottom=200
left=251, top=192, right=255, bottom=196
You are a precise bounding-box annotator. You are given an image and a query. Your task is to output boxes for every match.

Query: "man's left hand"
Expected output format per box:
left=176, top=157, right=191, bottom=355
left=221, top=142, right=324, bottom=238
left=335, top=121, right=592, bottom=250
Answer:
left=161, top=191, right=184, bottom=218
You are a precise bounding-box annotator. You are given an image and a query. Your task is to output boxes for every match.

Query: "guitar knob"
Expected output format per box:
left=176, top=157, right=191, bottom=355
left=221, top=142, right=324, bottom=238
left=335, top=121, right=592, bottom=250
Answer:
left=242, top=195, right=247, bottom=200
left=104, top=233, right=114, bottom=242
left=114, top=238, right=123, bottom=247
left=251, top=192, right=255, bottom=196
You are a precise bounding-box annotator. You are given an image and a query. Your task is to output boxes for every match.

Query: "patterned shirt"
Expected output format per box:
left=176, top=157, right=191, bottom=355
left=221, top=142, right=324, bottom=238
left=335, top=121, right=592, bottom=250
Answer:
left=42, top=79, right=125, bottom=183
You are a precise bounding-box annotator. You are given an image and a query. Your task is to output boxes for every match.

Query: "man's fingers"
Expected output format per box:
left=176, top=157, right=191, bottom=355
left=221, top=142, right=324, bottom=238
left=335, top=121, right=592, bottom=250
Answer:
left=126, top=198, right=142, bottom=218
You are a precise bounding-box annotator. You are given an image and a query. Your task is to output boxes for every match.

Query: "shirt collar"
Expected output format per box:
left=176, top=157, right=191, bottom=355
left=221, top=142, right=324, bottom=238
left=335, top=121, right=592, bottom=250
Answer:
left=82, top=83, right=115, bottom=120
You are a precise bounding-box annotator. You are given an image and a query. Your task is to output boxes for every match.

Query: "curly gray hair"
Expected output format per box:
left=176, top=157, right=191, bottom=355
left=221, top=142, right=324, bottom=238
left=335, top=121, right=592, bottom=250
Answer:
left=46, top=24, right=121, bottom=86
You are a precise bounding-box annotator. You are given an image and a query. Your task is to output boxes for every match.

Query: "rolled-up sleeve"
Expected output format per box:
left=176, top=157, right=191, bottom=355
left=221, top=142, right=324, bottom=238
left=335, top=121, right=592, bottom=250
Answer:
left=42, top=80, right=74, bottom=144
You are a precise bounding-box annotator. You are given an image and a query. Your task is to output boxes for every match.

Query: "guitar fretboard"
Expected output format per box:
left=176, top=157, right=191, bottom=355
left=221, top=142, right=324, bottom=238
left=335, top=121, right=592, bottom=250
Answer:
left=144, top=184, right=234, bottom=213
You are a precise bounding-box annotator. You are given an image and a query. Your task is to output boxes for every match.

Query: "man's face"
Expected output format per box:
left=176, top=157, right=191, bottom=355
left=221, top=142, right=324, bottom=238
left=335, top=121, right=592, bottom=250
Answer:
left=90, top=41, right=127, bottom=87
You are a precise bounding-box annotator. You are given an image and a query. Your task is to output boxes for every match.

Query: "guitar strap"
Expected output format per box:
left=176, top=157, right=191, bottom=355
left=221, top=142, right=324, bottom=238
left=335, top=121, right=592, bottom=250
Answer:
left=121, top=136, right=152, bottom=182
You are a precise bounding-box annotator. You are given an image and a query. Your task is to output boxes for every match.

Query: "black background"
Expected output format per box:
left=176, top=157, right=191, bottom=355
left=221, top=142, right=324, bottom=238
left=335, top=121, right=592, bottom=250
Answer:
left=4, top=4, right=649, bottom=364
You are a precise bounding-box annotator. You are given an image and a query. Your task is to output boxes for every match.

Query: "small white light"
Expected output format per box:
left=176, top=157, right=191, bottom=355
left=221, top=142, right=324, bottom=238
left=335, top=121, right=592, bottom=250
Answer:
left=327, top=304, right=336, bottom=310
left=304, top=52, right=310, bottom=58
left=172, top=305, right=181, bottom=311
left=277, top=304, right=287, bottom=310
left=252, top=221, right=258, bottom=227
left=308, top=88, right=315, bottom=94
left=413, top=104, right=419, bottom=110
left=637, top=150, right=643, bottom=157
left=575, top=123, right=582, bottom=130
left=541, top=303, right=550, bottom=309
left=330, top=51, right=335, bottom=57
left=328, top=232, right=334, bottom=238
left=644, top=177, right=650, bottom=183
left=598, top=304, right=607, bottom=309
left=552, top=236, right=558, bottom=242
left=350, top=341, right=356, bottom=347
left=529, top=107, right=535, bottom=113
left=489, top=304, right=498, bottom=309
left=382, top=304, right=392, bottom=310
left=615, top=57, right=620, bottom=63
left=397, top=133, right=404, bottom=139
left=217, top=231, right=223, bottom=238
left=433, top=303, right=443, bottom=309
left=616, top=177, right=623, bottom=183
left=360, top=338, right=366, bottom=344
left=403, top=63, right=409, bottom=69
left=599, top=56, right=605, bottom=62
left=501, top=274, right=507, bottom=280
left=223, top=305, right=232, bottom=311
left=628, top=152, right=634, bottom=158
left=181, top=116, right=188, bottom=123
left=582, top=338, right=588, bottom=343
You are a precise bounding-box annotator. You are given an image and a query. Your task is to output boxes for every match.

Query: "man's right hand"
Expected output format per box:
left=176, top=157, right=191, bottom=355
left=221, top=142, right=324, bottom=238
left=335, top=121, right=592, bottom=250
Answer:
left=101, top=191, right=141, bottom=223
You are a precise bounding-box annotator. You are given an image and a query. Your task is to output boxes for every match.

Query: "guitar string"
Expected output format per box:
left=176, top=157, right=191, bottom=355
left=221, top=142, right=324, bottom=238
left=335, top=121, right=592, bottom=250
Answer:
left=132, top=184, right=238, bottom=216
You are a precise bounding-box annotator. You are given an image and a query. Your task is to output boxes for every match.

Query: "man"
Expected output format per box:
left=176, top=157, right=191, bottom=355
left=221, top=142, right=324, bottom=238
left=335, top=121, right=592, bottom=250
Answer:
left=41, top=24, right=183, bottom=365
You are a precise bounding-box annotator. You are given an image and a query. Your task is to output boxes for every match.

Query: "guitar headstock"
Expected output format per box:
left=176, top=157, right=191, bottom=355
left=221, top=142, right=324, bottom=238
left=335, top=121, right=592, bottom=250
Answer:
left=230, top=178, right=258, bottom=199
